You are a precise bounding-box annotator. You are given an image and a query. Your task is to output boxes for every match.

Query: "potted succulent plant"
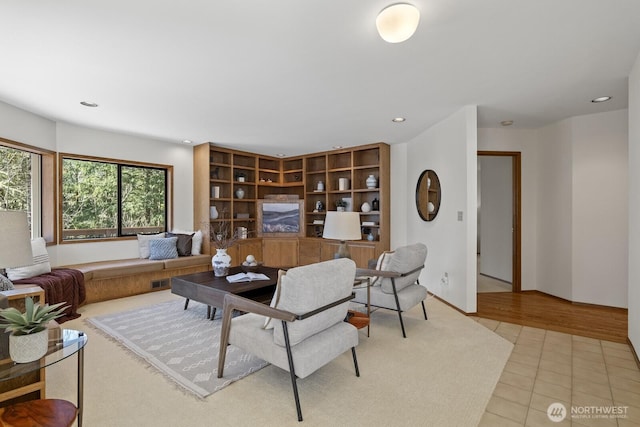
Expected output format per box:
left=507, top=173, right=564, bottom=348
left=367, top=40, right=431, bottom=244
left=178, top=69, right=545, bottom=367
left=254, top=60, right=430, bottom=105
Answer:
left=0, top=297, right=68, bottom=363
left=336, top=199, right=347, bottom=212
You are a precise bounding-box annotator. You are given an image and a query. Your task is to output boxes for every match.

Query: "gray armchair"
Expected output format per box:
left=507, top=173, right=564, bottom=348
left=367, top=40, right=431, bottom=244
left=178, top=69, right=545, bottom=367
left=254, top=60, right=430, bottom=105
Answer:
left=354, top=243, right=428, bottom=337
left=217, top=258, right=359, bottom=422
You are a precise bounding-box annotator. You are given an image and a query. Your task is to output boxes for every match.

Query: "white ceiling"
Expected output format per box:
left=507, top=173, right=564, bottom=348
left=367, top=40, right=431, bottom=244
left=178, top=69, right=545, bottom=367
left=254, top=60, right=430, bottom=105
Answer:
left=1, top=0, right=639, bottom=157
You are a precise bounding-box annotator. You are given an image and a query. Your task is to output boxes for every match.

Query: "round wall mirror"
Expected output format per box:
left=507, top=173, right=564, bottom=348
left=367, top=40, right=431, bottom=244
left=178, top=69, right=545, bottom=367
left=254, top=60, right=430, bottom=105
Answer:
left=415, top=169, right=441, bottom=221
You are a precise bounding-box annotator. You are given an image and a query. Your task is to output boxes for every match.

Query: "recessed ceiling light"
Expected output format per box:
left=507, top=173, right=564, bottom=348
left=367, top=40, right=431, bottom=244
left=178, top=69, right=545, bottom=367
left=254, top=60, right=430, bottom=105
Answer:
left=80, top=101, right=98, bottom=107
left=591, top=96, right=612, bottom=103
left=332, top=146, right=343, bottom=150
left=182, top=139, right=193, bottom=144
left=392, top=117, right=406, bottom=123
left=275, top=153, right=286, bottom=157
left=500, top=120, right=514, bottom=126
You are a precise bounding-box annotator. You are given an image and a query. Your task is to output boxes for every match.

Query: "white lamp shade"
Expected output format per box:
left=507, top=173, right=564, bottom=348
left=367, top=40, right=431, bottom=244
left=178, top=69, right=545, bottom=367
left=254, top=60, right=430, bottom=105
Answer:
left=322, top=211, right=361, bottom=241
left=376, top=3, right=420, bottom=43
left=0, top=210, right=33, bottom=269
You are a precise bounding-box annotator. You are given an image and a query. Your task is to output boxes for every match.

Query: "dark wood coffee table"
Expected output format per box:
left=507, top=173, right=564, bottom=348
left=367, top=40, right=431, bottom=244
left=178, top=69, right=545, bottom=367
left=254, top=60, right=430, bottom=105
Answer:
left=171, top=266, right=280, bottom=320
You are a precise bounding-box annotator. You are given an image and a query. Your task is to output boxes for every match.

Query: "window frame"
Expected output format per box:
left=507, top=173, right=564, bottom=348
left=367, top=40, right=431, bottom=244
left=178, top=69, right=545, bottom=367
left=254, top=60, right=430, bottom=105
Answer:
left=0, top=136, right=56, bottom=244
left=58, top=153, right=173, bottom=243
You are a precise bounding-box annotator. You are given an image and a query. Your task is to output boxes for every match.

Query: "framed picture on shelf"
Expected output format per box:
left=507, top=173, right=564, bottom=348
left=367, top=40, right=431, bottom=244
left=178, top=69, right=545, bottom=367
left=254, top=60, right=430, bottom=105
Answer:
left=343, top=197, right=353, bottom=212
left=257, top=199, right=305, bottom=237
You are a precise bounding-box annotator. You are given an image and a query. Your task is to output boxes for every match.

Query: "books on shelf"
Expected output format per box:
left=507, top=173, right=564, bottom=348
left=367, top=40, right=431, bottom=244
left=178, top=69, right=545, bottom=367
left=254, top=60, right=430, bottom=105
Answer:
left=226, top=272, right=270, bottom=283
left=313, top=219, right=324, bottom=225
left=361, top=221, right=377, bottom=226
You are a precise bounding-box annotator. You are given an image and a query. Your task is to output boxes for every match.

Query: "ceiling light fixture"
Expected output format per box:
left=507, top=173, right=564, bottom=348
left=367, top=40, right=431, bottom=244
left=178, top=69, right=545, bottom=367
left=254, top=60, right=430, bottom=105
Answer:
left=182, top=139, right=193, bottom=144
left=392, top=117, right=406, bottom=123
left=376, top=3, right=420, bottom=43
left=591, top=96, right=612, bottom=103
left=275, top=153, right=286, bottom=157
left=500, top=120, right=514, bottom=126
left=332, top=146, right=343, bottom=150
left=80, top=101, right=98, bottom=107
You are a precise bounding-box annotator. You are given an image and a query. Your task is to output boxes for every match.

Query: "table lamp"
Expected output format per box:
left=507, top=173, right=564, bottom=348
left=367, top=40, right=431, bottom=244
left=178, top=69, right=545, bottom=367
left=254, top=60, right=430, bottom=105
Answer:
left=322, top=211, right=362, bottom=259
left=0, top=211, right=33, bottom=276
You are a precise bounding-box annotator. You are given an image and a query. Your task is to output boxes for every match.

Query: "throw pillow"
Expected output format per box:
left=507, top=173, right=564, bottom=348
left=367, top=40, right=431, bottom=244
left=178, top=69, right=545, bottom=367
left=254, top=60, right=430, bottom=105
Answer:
left=6, top=237, right=52, bottom=281
left=0, top=275, right=14, bottom=291
left=263, top=269, right=286, bottom=329
left=167, top=232, right=194, bottom=257
left=171, top=229, right=203, bottom=255
left=149, top=237, right=179, bottom=260
left=371, top=250, right=394, bottom=286
left=137, top=232, right=166, bottom=259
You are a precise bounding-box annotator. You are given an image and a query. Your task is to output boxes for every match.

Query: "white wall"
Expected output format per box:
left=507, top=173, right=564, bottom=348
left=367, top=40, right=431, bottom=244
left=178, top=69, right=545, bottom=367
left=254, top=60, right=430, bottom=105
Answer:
left=0, top=101, right=195, bottom=266
left=393, top=106, right=477, bottom=313
left=479, top=156, right=512, bottom=282
left=0, top=101, right=56, bottom=150
left=628, top=51, right=640, bottom=352
left=477, top=128, right=539, bottom=291
left=537, top=119, right=574, bottom=300
left=390, top=143, right=408, bottom=249
left=571, top=111, right=628, bottom=308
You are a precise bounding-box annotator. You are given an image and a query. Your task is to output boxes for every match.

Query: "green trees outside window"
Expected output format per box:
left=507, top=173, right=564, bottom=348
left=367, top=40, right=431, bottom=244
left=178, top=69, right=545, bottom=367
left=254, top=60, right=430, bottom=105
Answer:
left=62, top=157, right=167, bottom=240
left=0, top=145, right=36, bottom=230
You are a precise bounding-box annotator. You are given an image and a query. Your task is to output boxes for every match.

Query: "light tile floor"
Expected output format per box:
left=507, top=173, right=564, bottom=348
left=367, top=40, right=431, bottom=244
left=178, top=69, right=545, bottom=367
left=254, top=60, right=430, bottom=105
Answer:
left=472, top=317, right=640, bottom=427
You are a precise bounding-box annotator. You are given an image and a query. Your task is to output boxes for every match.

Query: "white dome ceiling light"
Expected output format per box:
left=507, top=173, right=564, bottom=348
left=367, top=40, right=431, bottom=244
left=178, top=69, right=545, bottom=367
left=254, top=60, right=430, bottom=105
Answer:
left=376, top=3, right=420, bottom=43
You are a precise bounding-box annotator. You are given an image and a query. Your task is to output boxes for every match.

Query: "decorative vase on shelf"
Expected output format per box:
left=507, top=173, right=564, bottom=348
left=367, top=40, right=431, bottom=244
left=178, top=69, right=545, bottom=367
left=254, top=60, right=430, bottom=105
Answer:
left=235, top=188, right=245, bottom=199
left=366, top=175, right=377, bottom=189
left=371, top=198, right=379, bottom=211
left=212, top=248, right=232, bottom=277
left=361, top=202, right=371, bottom=213
left=367, top=232, right=375, bottom=241
left=210, top=205, right=219, bottom=219
left=317, top=181, right=324, bottom=191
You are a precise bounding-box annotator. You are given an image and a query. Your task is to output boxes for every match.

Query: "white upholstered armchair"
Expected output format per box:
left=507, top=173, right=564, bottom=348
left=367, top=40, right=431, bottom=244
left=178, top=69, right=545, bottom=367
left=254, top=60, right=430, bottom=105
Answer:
left=217, top=258, right=359, bottom=422
left=354, top=243, right=428, bottom=338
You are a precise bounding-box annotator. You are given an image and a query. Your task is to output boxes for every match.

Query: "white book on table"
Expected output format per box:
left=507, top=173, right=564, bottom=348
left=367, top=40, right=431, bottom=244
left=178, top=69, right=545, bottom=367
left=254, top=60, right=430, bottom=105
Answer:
left=226, top=272, right=270, bottom=283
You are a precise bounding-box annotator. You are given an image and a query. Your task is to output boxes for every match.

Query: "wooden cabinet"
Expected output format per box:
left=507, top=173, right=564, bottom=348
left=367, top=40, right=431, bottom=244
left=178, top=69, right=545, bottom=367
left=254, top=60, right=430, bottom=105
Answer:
left=263, top=239, right=298, bottom=268
left=194, top=142, right=390, bottom=267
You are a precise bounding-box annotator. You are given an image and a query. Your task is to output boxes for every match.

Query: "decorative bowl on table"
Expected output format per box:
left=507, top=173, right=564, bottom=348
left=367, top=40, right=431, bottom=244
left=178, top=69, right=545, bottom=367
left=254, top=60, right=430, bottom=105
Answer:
left=241, top=262, right=263, bottom=273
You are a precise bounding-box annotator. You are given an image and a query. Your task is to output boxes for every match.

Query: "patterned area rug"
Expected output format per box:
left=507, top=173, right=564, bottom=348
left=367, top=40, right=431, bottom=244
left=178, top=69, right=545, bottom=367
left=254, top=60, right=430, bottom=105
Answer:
left=87, top=299, right=268, bottom=398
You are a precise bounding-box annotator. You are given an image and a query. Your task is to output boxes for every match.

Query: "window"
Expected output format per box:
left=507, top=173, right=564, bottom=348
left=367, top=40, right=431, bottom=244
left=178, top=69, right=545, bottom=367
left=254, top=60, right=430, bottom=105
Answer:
left=0, top=138, right=54, bottom=239
left=60, top=155, right=171, bottom=241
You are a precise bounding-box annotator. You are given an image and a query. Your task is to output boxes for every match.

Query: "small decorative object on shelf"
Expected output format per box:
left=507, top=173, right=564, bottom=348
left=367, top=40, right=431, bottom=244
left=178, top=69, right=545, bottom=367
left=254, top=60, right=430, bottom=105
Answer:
left=211, top=186, right=221, bottom=199
left=236, top=172, right=246, bottom=182
left=315, top=200, right=324, bottom=212
left=317, top=181, right=324, bottom=191
left=339, top=177, right=350, bottom=191
left=367, top=232, right=375, bottom=241
left=366, top=175, right=377, bottom=189
left=361, top=202, right=371, bottom=213
left=336, top=199, right=347, bottom=212
left=210, top=205, right=219, bottom=219
left=235, top=188, right=245, bottom=199
left=371, top=198, right=379, bottom=211
left=0, top=297, right=68, bottom=363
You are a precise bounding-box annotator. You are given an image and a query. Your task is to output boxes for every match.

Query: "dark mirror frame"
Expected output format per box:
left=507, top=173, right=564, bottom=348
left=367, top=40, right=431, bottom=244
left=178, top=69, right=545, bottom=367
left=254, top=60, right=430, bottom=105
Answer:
left=415, top=169, right=441, bottom=221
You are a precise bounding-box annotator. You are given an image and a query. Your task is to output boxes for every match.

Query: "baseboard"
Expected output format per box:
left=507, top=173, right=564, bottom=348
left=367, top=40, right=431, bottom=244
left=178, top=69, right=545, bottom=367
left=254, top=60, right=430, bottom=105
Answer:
left=522, top=290, right=628, bottom=313
left=628, top=338, right=640, bottom=370
left=428, top=292, right=477, bottom=316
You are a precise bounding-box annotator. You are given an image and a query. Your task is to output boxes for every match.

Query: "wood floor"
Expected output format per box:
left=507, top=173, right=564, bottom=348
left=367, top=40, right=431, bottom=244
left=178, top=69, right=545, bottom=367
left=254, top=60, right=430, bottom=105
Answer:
left=475, top=291, right=628, bottom=343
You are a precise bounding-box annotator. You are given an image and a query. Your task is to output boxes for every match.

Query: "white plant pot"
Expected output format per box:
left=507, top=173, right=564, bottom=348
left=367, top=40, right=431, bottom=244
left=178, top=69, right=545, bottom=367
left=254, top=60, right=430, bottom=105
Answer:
left=10, top=329, right=49, bottom=363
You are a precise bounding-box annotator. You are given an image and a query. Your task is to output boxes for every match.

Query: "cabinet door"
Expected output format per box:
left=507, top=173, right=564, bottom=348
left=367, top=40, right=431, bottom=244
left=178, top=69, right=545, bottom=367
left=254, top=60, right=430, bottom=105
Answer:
left=235, top=239, right=262, bottom=266
left=262, top=239, right=299, bottom=268
left=321, top=241, right=376, bottom=268
left=298, top=239, right=321, bottom=265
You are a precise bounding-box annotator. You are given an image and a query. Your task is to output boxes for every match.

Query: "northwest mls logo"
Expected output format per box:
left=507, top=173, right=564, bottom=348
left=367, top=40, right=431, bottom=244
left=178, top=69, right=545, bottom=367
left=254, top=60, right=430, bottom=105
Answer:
left=547, top=402, right=567, bottom=422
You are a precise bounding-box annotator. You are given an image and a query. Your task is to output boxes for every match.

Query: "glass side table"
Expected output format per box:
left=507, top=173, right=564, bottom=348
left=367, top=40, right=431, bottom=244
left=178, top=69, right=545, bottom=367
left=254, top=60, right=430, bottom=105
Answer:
left=0, top=329, right=87, bottom=426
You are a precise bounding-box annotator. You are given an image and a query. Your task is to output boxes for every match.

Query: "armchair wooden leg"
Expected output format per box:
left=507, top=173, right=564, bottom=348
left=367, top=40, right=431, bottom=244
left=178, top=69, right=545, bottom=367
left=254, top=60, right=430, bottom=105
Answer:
left=351, top=347, right=360, bottom=377
left=217, top=306, right=234, bottom=378
left=283, top=321, right=303, bottom=422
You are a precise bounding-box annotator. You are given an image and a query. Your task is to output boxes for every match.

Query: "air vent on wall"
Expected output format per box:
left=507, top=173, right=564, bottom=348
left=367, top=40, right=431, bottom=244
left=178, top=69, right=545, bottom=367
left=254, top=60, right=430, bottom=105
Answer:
left=151, top=279, right=170, bottom=289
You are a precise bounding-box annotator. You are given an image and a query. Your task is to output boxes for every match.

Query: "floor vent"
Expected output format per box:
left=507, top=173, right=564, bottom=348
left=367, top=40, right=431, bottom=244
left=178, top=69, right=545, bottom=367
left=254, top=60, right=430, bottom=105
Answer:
left=151, top=279, right=170, bottom=289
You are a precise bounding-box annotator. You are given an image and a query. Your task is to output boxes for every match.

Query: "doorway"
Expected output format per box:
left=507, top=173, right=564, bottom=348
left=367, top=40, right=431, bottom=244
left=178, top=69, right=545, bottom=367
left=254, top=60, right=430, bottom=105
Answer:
left=477, top=151, right=521, bottom=293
